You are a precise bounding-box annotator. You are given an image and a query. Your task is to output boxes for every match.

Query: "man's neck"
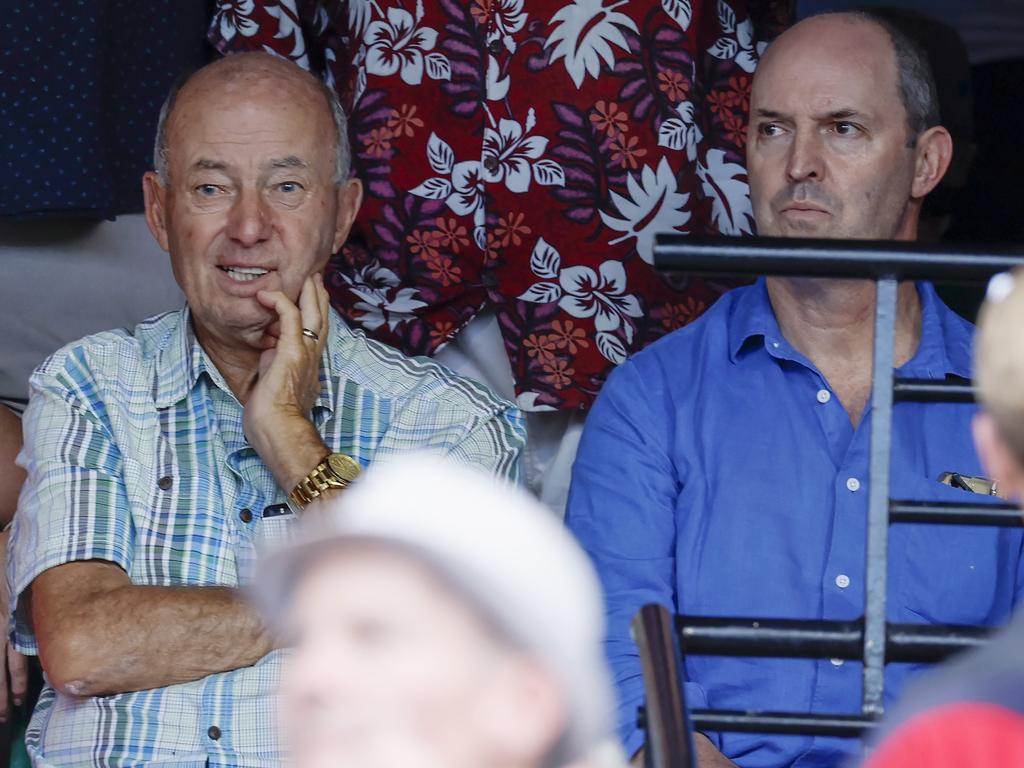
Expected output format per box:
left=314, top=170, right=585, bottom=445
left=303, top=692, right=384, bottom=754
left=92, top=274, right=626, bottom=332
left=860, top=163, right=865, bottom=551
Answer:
left=766, top=277, right=923, bottom=425
left=193, top=325, right=262, bottom=404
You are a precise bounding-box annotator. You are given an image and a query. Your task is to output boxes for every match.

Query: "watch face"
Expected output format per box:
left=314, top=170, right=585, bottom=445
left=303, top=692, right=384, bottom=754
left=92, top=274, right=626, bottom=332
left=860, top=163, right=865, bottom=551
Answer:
left=326, top=453, right=362, bottom=483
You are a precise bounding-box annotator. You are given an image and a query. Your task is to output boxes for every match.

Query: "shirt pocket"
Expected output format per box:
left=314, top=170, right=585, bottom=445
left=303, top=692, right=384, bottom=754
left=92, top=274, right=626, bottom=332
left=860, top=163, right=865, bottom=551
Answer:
left=889, top=479, right=1018, bottom=628
left=256, top=503, right=300, bottom=549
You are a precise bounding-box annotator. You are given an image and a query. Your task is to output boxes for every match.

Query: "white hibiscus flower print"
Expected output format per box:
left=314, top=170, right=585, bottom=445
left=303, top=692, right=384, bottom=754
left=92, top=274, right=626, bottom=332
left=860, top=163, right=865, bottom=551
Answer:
left=213, top=0, right=259, bottom=42
left=344, top=262, right=428, bottom=332
left=365, top=6, right=449, bottom=86
left=482, top=110, right=565, bottom=194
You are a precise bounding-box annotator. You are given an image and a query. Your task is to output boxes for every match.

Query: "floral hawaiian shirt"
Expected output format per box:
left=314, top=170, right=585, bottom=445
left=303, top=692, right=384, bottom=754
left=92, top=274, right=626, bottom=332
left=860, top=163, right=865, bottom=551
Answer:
left=211, top=0, right=790, bottom=411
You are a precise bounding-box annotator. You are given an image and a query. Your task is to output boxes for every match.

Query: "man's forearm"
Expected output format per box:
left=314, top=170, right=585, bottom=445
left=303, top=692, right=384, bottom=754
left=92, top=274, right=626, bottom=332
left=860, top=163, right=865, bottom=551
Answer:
left=33, top=563, right=275, bottom=697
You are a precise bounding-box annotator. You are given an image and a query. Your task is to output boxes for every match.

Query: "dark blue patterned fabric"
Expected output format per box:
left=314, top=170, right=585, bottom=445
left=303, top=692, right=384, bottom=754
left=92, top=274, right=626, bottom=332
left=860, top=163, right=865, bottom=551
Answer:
left=0, top=1, right=211, bottom=219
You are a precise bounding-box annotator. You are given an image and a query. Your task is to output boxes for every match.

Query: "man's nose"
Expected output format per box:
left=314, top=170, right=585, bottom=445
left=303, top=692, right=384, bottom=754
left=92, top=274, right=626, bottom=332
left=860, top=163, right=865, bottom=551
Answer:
left=226, top=189, right=272, bottom=246
left=785, top=130, right=825, bottom=183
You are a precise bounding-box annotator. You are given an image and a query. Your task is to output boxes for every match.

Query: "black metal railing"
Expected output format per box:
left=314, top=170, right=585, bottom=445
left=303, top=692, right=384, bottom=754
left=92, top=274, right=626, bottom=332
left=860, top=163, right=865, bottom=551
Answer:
left=631, top=236, right=1024, bottom=768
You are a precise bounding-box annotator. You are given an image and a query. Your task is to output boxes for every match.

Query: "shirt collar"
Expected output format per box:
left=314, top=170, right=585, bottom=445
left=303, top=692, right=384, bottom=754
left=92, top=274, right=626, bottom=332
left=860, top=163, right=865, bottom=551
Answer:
left=727, top=278, right=782, bottom=363
left=153, top=306, right=347, bottom=414
left=727, top=278, right=973, bottom=379
left=903, top=281, right=973, bottom=380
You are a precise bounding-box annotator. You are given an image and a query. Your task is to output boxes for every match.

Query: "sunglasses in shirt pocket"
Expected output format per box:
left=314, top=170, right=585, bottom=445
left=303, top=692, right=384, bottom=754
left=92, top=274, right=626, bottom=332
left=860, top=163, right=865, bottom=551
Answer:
left=938, top=471, right=998, bottom=496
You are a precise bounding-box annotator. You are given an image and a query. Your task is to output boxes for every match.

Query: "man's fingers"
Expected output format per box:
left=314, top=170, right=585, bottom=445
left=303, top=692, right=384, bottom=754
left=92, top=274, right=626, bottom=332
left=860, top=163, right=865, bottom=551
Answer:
left=313, top=274, right=330, bottom=355
left=8, top=644, right=27, bottom=706
left=257, top=290, right=303, bottom=346
left=297, top=276, right=324, bottom=346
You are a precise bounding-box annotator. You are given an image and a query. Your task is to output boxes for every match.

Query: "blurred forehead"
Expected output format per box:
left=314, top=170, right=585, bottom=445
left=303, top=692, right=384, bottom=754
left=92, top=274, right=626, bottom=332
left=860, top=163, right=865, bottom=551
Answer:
left=289, top=543, right=514, bottom=648
left=751, top=15, right=903, bottom=122
left=295, top=546, right=473, bottom=616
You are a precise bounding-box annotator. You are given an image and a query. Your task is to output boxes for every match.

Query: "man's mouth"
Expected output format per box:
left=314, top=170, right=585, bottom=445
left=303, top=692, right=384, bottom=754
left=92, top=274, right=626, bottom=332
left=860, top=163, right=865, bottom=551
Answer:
left=783, top=205, right=828, bottom=213
left=219, top=266, right=270, bottom=283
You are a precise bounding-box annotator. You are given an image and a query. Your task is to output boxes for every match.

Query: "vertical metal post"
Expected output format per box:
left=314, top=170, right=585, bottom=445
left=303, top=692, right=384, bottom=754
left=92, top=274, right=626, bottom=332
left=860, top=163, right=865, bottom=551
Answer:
left=862, top=276, right=898, bottom=715
left=632, top=605, right=695, bottom=768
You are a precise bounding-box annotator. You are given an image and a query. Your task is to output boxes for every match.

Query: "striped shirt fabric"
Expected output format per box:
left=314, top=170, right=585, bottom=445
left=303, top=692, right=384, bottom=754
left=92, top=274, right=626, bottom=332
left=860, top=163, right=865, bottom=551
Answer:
left=8, top=307, right=525, bottom=767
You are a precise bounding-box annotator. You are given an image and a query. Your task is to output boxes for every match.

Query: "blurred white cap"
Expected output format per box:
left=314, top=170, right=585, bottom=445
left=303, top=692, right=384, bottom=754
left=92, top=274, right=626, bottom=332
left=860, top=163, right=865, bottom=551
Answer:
left=258, top=453, right=619, bottom=767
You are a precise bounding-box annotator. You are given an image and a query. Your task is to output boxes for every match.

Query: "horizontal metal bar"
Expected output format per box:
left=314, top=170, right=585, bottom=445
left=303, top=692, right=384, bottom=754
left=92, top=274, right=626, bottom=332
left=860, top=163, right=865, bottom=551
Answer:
left=677, top=616, right=988, bottom=663
left=887, top=624, right=987, bottom=663
left=679, top=616, right=860, bottom=659
left=892, top=378, right=975, bottom=403
left=890, top=500, right=1022, bottom=527
left=653, top=236, right=1024, bottom=282
left=691, top=709, right=876, bottom=737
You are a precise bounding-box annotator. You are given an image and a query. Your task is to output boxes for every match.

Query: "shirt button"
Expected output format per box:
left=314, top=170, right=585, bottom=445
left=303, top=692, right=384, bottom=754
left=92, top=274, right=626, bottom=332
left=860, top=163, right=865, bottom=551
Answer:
left=208, top=725, right=221, bottom=741
left=157, top=475, right=173, bottom=491
left=835, top=574, right=851, bottom=589
left=483, top=155, right=499, bottom=173
left=488, top=39, right=502, bottom=55
left=816, top=389, right=831, bottom=404
left=846, top=477, right=861, bottom=492
left=831, top=658, right=845, bottom=667
left=239, top=508, right=253, bottom=524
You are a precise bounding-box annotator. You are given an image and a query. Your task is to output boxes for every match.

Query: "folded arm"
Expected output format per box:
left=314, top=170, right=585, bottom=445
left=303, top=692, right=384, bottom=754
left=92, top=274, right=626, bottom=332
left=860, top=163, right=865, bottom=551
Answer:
left=30, top=559, right=274, bottom=697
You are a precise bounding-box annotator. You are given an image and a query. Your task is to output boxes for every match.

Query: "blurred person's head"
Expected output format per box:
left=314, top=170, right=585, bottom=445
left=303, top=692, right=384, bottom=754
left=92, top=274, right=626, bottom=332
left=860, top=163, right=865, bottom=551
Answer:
left=747, top=11, right=952, bottom=241
left=260, top=455, right=620, bottom=768
left=973, top=271, right=1024, bottom=504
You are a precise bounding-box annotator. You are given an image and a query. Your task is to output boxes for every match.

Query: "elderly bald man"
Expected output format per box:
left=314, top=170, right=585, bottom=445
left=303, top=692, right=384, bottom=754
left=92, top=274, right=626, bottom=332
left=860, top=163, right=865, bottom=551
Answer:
left=567, top=11, right=1024, bottom=768
left=7, top=53, right=524, bottom=767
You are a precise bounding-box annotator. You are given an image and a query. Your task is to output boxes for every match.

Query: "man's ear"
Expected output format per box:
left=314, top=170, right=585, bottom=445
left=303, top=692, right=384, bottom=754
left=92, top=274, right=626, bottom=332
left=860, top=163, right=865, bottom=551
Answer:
left=911, top=126, right=953, bottom=200
left=973, top=411, right=1024, bottom=503
left=332, top=177, right=364, bottom=253
left=142, top=172, right=171, bottom=253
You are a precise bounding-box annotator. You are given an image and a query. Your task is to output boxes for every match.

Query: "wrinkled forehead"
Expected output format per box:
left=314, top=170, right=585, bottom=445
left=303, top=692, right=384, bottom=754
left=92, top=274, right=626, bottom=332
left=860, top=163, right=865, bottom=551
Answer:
left=751, top=16, right=901, bottom=119
left=166, top=70, right=334, bottom=164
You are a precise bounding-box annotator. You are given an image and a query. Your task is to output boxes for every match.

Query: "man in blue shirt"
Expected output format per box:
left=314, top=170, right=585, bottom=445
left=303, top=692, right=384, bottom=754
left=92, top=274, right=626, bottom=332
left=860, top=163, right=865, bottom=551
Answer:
left=566, top=11, right=1024, bottom=768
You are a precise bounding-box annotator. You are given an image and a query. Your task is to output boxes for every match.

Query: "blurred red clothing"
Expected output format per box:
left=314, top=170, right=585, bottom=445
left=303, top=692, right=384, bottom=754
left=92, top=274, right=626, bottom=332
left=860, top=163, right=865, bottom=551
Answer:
left=864, top=703, right=1024, bottom=768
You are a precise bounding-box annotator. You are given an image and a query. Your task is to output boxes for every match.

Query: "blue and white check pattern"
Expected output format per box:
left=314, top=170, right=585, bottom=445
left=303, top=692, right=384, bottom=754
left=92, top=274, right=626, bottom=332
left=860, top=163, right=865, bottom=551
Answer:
left=8, top=307, right=525, bottom=767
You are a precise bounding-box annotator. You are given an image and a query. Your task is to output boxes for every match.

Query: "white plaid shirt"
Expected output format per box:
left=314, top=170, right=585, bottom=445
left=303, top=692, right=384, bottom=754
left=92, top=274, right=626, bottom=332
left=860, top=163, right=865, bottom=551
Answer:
left=8, top=307, right=525, bottom=767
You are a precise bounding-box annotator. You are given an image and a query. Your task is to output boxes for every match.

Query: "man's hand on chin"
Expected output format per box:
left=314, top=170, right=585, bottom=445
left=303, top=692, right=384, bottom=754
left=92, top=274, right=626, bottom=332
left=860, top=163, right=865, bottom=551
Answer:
left=242, top=273, right=333, bottom=492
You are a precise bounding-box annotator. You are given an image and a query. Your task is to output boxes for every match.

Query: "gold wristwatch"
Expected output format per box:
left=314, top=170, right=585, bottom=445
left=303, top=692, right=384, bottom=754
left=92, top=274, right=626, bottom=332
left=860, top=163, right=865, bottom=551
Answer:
left=289, top=452, right=361, bottom=509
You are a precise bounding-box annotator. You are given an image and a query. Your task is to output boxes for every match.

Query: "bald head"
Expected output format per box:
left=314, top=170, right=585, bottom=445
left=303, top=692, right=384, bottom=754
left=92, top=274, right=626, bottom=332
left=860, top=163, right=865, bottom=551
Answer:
left=756, top=13, right=938, bottom=148
left=154, top=52, right=349, bottom=185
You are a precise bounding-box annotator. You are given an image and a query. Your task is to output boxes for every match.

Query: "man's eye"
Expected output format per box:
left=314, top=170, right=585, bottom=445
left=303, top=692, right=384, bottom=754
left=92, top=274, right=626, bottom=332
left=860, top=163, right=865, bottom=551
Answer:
left=759, top=123, right=783, bottom=137
left=833, top=121, right=861, bottom=136
left=196, top=184, right=222, bottom=196
left=276, top=181, right=303, bottom=194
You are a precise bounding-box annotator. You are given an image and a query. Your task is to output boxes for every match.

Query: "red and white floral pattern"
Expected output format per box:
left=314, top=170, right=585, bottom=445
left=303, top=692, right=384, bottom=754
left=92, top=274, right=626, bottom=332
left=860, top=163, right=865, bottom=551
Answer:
left=211, top=0, right=790, bottom=411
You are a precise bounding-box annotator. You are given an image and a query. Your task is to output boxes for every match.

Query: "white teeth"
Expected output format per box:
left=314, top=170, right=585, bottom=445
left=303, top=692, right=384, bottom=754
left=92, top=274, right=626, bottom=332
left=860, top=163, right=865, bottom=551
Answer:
left=221, top=266, right=269, bottom=282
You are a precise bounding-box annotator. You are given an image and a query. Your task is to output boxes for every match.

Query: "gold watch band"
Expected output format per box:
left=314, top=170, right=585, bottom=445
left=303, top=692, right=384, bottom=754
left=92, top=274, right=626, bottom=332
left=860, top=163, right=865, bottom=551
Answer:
left=289, top=453, right=359, bottom=509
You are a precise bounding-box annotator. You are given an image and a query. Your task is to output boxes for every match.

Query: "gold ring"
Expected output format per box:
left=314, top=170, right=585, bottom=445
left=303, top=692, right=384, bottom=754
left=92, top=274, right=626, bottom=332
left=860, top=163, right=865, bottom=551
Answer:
left=301, top=328, right=320, bottom=342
